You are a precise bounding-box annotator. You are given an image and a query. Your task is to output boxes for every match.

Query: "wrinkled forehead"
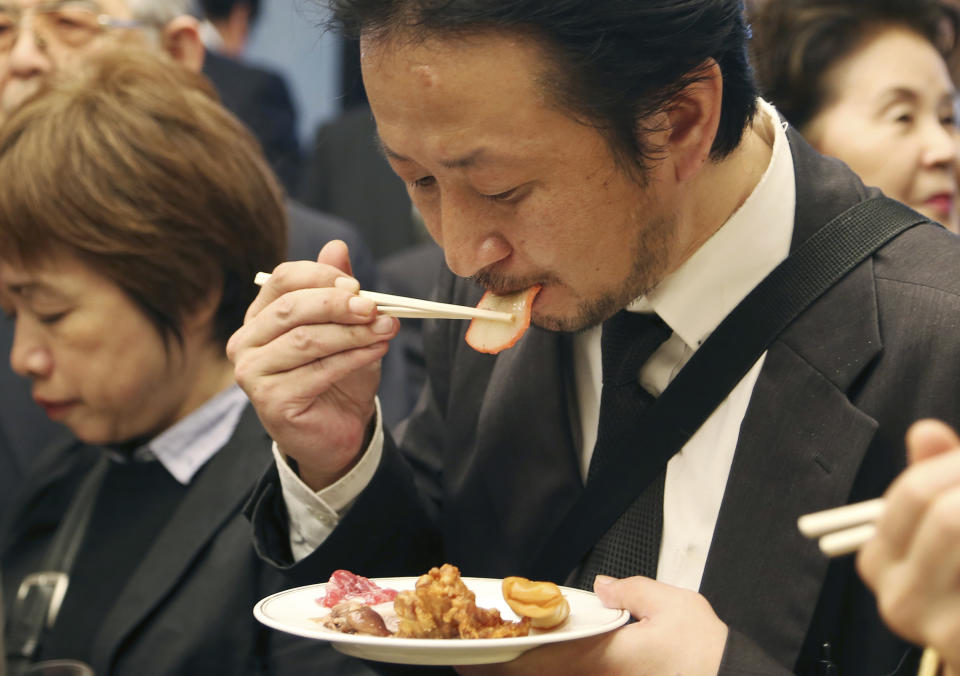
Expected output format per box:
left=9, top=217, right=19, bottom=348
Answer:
left=0, top=0, right=133, bottom=19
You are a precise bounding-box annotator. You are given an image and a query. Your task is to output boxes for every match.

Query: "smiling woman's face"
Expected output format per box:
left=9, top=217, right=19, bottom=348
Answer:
left=0, top=253, right=220, bottom=445
left=803, top=25, right=959, bottom=229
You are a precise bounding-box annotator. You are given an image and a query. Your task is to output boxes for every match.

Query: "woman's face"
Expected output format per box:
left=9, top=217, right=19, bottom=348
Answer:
left=804, top=25, right=960, bottom=231
left=0, top=254, right=230, bottom=445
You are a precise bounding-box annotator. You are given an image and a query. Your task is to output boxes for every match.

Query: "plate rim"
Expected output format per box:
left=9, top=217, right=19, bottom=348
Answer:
left=253, top=576, right=630, bottom=653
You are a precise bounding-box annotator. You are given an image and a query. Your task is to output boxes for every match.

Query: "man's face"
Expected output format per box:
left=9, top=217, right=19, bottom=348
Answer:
left=363, top=31, right=682, bottom=332
left=0, top=0, right=140, bottom=116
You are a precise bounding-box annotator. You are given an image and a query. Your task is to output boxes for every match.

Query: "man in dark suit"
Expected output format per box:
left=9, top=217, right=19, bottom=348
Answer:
left=228, top=1, right=960, bottom=674
left=195, top=0, right=301, bottom=194
left=197, top=0, right=302, bottom=191
left=203, top=50, right=302, bottom=193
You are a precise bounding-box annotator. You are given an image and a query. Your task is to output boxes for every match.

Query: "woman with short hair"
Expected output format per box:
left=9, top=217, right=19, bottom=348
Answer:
left=0, top=48, right=370, bottom=676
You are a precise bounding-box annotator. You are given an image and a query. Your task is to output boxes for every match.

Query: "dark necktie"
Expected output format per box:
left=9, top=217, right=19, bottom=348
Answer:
left=575, top=310, right=672, bottom=589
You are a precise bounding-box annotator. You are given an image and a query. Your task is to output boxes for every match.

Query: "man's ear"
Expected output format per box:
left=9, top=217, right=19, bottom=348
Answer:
left=665, top=59, right=723, bottom=182
left=161, top=15, right=205, bottom=73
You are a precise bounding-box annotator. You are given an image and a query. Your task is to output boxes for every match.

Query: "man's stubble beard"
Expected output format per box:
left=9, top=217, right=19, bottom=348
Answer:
left=538, top=206, right=678, bottom=334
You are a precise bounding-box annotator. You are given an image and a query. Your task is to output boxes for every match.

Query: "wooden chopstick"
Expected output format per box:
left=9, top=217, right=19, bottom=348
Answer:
left=797, top=497, right=885, bottom=557
left=918, top=648, right=941, bottom=676
left=252, top=271, right=515, bottom=323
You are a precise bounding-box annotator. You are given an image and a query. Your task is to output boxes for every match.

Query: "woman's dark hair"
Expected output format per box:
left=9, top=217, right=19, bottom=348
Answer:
left=749, top=0, right=960, bottom=130
left=325, top=0, right=758, bottom=172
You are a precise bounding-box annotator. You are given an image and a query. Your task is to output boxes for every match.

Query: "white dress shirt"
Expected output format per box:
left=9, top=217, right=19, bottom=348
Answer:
left=111, top=383, right=250, bottom=484
left=278, top=100, right=797, bottom=578
left=573, top=99, right=795, bottom=590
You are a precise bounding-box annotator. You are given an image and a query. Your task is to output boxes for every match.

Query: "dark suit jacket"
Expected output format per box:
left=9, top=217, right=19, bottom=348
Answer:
left=250, top=129, right=960, bottom=674
left=377, top=241, right=446, bottom=429
left=285, top=197, right=377, bottom=288
left=203, top=51, right=302, bottom=193
left=2, top=405, right=376, bottom=676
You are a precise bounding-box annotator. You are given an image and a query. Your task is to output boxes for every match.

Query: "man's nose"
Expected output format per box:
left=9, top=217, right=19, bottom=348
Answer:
left=434, top=194, right=511, bottom=278
left=8, top=17, right=50, bottom=76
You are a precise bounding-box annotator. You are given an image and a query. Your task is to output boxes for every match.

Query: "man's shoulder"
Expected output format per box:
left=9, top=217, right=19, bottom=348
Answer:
left=285, top=198, right=360, bottom=244
left=874, top=223, right=960, bottom=300
left=202, top=51, right=288, bottom=96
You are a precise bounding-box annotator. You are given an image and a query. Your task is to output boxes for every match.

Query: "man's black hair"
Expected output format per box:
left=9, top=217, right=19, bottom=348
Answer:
left=325, top=0, right=758, bottom=171
left=201, top=0, right=260, bottom=24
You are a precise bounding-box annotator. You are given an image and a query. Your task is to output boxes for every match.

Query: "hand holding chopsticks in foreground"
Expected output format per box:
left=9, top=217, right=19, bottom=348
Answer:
left=227, top=242, right=400, bottom=491
left=800, top=420, right=960, bottom=674
left=856, top=420, right=960, bottom=676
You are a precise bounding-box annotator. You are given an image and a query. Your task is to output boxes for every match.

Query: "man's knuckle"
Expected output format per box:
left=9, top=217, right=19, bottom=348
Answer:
left=289, top=326, right=320, bottom=352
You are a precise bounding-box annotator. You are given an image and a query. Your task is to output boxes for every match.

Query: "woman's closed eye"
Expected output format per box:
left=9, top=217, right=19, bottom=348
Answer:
left=37, top=311, right=67, bottom=325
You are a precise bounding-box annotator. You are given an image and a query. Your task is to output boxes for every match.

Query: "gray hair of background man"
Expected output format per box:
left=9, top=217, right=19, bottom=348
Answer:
left=126, top=0, right=195, bottom=27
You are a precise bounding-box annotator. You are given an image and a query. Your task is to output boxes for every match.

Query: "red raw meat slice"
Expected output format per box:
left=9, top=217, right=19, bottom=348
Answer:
left=318, top=570, right=398, bottom=608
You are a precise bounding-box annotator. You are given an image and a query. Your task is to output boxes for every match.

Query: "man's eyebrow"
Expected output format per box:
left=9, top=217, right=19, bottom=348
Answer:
left=376, top=137, right=487, bottom=169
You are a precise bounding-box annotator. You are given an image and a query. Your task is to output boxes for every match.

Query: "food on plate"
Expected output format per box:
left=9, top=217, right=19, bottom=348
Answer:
left=394, top=564, right=530, bottom=638
left=313, top=565, right=577, bottom=639
left=320, top=601, right=393, bottom=636
left=465, top=285, right=542, bottom=354
left=501, top=576, right=570, bottom=629
left=318, top=569, right=398, bottom=608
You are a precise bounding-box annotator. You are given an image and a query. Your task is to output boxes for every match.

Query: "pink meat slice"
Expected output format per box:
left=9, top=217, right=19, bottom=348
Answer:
left=318, top=570, right=398, bottom=608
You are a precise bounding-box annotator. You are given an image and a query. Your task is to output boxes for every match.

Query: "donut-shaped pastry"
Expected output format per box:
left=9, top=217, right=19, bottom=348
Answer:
left=501, top=576, right=570, bottom=629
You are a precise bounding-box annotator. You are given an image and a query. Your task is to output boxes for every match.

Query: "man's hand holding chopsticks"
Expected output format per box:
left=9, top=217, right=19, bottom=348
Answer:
left=226, top=240, right=400, bottom=491
left=857, top=419, right=960, bottom=676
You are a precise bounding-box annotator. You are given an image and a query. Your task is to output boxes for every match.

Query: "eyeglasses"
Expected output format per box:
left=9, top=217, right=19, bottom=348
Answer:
left=0, top=2, right=141, bottom=52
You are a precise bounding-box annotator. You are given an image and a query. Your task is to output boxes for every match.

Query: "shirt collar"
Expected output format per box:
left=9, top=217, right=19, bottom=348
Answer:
left=632, top=99, right=796, bottom=348
left=122, top=384, right=249, bottom=485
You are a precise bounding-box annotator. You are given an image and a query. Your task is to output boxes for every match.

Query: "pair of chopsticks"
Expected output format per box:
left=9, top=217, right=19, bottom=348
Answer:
left=799, top=501, right=943, bottom=676
left=797, top=497, right=884, bottom=558
left=253, top=271, right=514, bottom=323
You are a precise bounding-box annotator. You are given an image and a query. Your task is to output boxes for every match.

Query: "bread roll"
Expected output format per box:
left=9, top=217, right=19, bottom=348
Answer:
left=501, top=576, right=570, bottom=629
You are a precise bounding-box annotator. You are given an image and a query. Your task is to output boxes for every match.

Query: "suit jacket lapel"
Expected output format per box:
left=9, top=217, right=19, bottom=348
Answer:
left=701, top=322, right=879, bottom=667
left=90, top=404, right=269, bottom=671
left=700, top=131, right=886, bottom=666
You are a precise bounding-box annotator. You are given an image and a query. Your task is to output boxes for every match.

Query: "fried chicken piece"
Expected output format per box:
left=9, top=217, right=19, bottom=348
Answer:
left=394, top=564, right=531, bottom=639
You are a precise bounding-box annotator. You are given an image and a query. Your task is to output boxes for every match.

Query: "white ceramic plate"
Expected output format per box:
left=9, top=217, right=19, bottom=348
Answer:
left=253, top=576, right=630, bottom=665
